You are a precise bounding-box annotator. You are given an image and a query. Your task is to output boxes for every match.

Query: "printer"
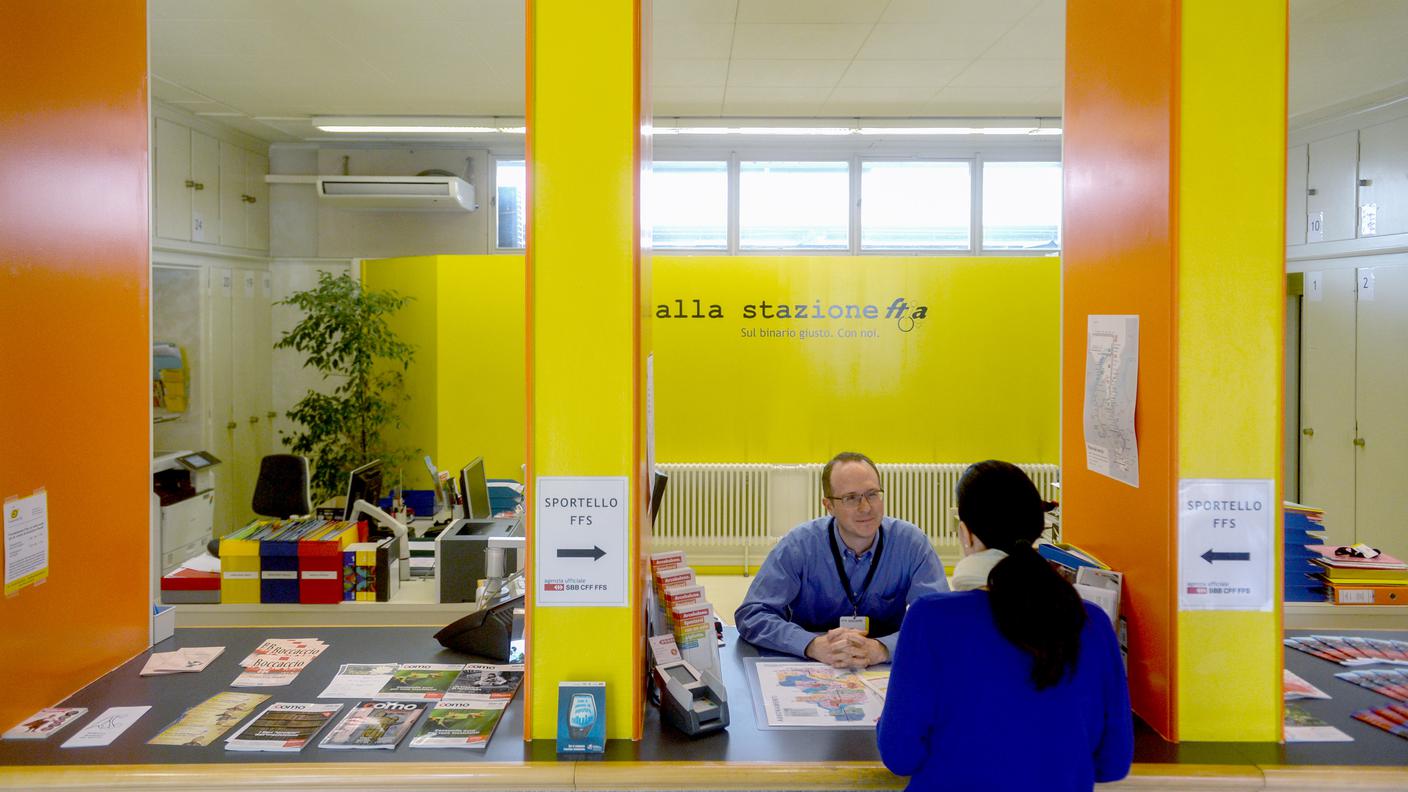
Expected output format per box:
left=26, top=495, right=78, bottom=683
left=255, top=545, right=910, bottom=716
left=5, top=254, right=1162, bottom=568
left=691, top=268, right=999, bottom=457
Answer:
left=434, top=516, right=524, bottom=603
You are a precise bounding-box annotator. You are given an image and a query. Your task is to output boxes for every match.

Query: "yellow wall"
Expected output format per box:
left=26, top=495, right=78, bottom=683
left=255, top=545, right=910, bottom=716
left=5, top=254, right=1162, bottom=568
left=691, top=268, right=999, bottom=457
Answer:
left=369, top=254, right=1061, bottom=473
left=653, top=255, right=1061, bottom=464
left=363, top=255, right=528, bottom=484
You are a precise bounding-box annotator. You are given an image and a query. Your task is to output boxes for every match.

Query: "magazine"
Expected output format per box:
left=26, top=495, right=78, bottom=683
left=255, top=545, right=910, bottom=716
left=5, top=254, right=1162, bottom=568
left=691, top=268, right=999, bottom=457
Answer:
left=318, top=663, right=399, bottom=699
left=1283, top=669, right=1331, bottom=700
left=3, top=708, right=87, bottom=740
left=408, top=701, right=508, bottom=748
left=148, top=692, right=268, bottom=746
left=375, top=663, right=465, bottom=702
left=319, top=700, right=427, bottom=750
left=1284, top=703, right=1352, bottom=742
left=445, top=664, right=525, bottom=702
left=225, top=703, right=342, bottom=752
left=232, top=638, right=329, bottom=687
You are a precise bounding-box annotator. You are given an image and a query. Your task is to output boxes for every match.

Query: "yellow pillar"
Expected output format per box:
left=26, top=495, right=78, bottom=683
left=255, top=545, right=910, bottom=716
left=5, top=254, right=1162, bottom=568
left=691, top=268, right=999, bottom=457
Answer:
left=524, top=0, right=651, bottom=741
left=1174, top=0, right=1286, bottom=741
left=1063, top=0, right=1285, bottom=741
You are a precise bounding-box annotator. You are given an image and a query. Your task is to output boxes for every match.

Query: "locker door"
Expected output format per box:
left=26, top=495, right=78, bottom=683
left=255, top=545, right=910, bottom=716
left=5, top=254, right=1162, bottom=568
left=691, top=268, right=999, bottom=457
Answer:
left=246, top=152, right=270, bottom=251
left=1306, top=131, right=1359, bottom=243
left=1286, top=144, right=1307, bottom=246
left=154, top=119, right=191, bottom=241
left=208, top=268, right=237, bottom=536
left=1298, top=267, right=1357, bottom=546
left=229, top=268, right=263, bottom=526
left=1354, top=264, right=1408, bottom=559
left=252, top=271, right=275, bottom=462
left=219, top=143, right=248, bottom=249
left=1357, top=117, right=1408, bottom=238
left=189, top=131, right=221, bottom=244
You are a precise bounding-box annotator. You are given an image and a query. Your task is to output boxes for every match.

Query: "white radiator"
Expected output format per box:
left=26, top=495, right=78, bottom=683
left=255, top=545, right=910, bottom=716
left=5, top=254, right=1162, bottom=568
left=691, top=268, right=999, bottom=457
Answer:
left=655, top=462, right=1060, bottom=559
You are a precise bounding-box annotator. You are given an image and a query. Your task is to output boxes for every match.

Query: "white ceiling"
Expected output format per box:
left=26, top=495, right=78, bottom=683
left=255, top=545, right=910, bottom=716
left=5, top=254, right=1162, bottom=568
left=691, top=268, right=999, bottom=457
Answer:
left=150, top=0, right=1408, bottom=143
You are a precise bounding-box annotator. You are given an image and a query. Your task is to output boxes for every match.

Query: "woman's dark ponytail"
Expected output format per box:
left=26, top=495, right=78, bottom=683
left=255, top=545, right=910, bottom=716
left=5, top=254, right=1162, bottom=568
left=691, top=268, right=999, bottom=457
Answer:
left=957, top=461, right=1087, bottom=690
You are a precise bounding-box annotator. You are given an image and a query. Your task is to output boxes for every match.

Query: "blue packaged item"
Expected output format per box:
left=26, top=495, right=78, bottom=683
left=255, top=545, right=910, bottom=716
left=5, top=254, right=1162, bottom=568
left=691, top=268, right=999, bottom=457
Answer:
left=557, top=681, right=606, bottom=754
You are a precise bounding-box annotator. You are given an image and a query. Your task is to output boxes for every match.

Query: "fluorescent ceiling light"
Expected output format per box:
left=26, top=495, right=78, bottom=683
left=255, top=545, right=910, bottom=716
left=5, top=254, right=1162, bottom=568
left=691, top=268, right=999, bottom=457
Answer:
left=655, top=126, right=854, bottom=136
left=313, top=116, right=524, bottom=134
left=658, top=123, right=1061, bottom=137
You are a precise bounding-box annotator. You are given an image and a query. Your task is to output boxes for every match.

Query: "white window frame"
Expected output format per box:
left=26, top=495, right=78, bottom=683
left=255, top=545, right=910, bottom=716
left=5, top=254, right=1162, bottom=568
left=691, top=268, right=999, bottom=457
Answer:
left=856, top=156, right=978, bottom=256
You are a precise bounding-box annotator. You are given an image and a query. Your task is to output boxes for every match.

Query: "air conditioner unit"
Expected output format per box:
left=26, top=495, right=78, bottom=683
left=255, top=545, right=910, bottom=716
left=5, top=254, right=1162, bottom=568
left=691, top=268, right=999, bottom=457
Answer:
left=315, top=175, right=478, bottom=212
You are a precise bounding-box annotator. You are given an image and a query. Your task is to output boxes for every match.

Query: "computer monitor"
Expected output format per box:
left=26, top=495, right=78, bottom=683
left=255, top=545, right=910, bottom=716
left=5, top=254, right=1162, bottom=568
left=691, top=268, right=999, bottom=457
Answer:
left=649, top=470, right=669, bottom=526
left=343, top=459, right=384, bottom=521
left=458, top=456, right=492, bottom=520
left=423, top=455, right=455, bottom=520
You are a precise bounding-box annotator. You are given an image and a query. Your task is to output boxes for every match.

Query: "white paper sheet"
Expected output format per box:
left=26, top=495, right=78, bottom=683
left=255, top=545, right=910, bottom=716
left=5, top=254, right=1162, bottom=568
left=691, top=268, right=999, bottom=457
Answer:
left=61, top=706, right=150, bottom=748
left=4, top=490, right=49, bottom=596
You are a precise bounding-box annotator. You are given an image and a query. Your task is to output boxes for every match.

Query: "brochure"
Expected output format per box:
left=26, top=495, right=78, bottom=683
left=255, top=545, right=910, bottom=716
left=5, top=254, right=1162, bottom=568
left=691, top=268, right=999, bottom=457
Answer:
left=60, top=706, right=150, bottom=748
left=225, top=702, right=342, bottom=752
left=375, top=663, right=465, bottom=702
left=556, top=681, right=606, bottom=754
left=232, top=638, right=328, bottom=687
left=445, top=664, right=525, bottom=702
left=3, top=708, right=87, bottom=740
left=1283, top=703, right=1352, bottom=742
left=408, top=701, right=508, bottom=749
left=319, top=700, right=427, bottom=750
left=754, top=661, right=885, bottom=728
left=140, top=647, right=225, bottom=676
left=149, top=692, right=268, bottom=746
left=1283, top=669, right=1331, bottom=700
left=318, top=663, right=399, bottom=699
left=1352, top=705, right=1408, bottom=741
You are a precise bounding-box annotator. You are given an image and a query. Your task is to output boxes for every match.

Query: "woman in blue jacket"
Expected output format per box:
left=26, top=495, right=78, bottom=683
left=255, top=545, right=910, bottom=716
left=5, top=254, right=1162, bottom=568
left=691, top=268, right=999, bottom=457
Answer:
left=877, top=460, right=1133, bottom=791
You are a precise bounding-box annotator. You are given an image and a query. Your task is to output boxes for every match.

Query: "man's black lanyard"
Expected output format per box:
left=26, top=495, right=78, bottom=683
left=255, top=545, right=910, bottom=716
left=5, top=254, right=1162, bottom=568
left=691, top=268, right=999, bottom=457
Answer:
left=828, top=517, right=885, bottom=616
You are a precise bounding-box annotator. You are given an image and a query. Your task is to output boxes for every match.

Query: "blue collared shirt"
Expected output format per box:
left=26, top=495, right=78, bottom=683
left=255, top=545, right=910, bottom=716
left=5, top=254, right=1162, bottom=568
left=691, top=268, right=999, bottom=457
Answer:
left=734, top=515, right=949, bottom=659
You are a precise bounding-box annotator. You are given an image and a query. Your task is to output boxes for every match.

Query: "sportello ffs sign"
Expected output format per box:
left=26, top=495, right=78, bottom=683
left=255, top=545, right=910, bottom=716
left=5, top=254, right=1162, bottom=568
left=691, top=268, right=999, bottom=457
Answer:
left=657, top=297, right=930, bottom=333
left=1177, top=479, right=1275, bottom=612
left=536, top=477, right=629, bottom=607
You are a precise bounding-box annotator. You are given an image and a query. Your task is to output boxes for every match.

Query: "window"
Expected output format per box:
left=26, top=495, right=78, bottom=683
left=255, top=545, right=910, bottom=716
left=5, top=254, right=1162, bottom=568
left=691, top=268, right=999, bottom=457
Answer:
left=982, top=161, right=1061, bottom=250
left=495, top=159, right=526, bottom=249
left=651, top=161, right=727, bottom=249
left=739, top=161, right=849, bottom=250
left=861, top=161, right=971, bottom=250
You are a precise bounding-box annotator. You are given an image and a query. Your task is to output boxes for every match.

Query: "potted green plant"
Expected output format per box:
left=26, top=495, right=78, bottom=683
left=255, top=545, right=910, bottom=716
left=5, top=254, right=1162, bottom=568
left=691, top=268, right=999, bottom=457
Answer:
left=275, top=270, right=416, bottom=501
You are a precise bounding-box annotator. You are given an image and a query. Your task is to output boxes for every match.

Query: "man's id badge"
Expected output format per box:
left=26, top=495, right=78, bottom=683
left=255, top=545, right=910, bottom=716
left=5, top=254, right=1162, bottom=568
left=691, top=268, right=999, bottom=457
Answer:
left=839, top=615, right=869, bottom=634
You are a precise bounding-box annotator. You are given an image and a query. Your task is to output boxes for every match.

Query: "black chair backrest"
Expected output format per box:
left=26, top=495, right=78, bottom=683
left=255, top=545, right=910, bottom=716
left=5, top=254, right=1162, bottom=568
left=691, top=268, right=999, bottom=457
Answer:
left=252, top=454, right=312, bottom=518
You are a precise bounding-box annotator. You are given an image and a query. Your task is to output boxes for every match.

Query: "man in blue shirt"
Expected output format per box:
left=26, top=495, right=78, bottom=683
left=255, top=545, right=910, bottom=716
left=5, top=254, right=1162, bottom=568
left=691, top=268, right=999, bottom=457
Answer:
left=734, top=452, right=949, bottom=668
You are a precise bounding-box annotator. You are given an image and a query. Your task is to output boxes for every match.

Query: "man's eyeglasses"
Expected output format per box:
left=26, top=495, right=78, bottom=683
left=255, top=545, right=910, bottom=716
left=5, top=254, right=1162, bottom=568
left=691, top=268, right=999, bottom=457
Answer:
left=828, top=489, right=885, bottom=508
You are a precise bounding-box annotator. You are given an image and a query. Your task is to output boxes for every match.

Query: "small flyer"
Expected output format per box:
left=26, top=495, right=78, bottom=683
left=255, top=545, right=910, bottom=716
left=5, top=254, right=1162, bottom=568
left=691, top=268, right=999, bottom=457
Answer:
left=3, top=707, right=87, bottom=740
left=3, top=490, right=49, bottom=597
left=317, top=663, right=399, bottom=699
left=225, top=702, right=341, bottom=752
left=60, top=706, right=150, bottom=748
left=556, top=681, right=606, bottom=754
left=148, top=692, right=268, bottom=747
left=320, top=700, right=427, bottom=750
left=375, top=664, right=465, bottom=701
left=408, top=701, right=508, bottom=749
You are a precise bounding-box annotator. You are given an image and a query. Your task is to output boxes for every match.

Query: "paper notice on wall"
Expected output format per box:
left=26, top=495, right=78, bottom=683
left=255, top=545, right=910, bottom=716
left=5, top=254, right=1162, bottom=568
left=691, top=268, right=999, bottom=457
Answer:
left=535, top=477, right=629, bottom=607
left=1083, top=315, right=1140, bottom=488
left=4, top=489, right=49, bottom=596
left=1177, top=479, right=1274, bottom=612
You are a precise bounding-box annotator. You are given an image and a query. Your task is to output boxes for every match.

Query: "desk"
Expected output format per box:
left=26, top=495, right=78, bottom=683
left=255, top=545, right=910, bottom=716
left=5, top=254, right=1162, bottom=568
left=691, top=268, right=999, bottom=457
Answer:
left=2, top=627, right=1406, bottom=791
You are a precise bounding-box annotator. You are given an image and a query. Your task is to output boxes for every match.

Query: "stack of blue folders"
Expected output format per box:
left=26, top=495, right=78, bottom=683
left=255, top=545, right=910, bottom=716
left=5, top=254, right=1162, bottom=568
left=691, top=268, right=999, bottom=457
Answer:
left=1284, top=502, right=1328, bottom=602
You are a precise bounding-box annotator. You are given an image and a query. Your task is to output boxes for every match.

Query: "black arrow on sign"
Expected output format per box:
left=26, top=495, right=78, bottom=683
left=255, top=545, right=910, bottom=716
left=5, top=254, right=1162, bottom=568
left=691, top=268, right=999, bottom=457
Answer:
left=1201, top=549, right=1251, bottom=564
left=557, top=546, right=606, bottom=561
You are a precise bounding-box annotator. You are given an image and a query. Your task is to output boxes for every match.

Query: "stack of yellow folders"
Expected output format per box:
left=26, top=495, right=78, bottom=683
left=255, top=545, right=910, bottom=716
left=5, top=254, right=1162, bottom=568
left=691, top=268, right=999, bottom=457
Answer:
left=1310, top=545, right=1408, bottom=606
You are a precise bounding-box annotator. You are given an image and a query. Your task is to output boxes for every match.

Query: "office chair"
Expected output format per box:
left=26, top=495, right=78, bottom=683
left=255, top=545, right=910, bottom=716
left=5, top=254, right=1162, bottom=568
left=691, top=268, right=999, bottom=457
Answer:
left=251, top=454, right=313, bottom=519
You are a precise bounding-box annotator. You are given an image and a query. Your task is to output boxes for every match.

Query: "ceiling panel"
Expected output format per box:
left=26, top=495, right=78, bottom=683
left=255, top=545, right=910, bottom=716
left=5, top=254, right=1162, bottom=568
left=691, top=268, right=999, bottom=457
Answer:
left=950, top=60, right=1063, bottom=89
left=730, top=24, right=872, bottom=60
left=727, top=59, right=852, bottom=87
left=839, top=59, right=968, bottom=88
left=736, top=0, right=889, bottom=25
left=722, top=85, right=831, bottom=115
left=654, top=22, right=736, bottom=59
left=983, top=16, right=1064, bottom=59
left=654, top=0, right=738, bottom=23
left=653, top=59, right=730, bottom=87
left=858, top=23, right=1012, bottom=61
left=881, top=0, right=1041, bottom=24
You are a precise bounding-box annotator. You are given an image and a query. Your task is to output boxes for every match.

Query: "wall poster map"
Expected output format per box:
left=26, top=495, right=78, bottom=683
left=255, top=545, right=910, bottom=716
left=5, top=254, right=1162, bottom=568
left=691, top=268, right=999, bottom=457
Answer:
left=754, top=661, right=887, bottom=728
left=1083, top=314, right=1140, bottom=487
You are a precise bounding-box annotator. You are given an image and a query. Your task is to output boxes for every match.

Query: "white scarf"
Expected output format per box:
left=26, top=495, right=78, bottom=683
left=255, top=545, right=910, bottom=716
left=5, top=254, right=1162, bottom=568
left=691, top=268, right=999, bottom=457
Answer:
left=950, top=548, right=1009, bottom=592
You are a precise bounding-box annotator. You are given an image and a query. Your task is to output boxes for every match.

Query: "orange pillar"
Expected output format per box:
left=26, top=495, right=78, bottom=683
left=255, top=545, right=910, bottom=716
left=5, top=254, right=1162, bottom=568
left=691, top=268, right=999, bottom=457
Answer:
left=0, top=1, right=152, bottom=728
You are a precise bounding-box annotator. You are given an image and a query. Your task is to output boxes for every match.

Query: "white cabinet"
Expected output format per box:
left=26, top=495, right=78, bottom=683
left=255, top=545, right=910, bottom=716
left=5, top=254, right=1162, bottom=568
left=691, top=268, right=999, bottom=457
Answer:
left=1286, top=144, right=1307, bottom=246
left=1306, top=131, right=1359, bottom=243
left=206, top=266, right=274, bottom=535
left=155, top=119, right=221, bottom=243
left=218, top=143, right=269, bottom=250
left=1299, top=263, right=1408, bottom=558
left=1357, top=116, right=1408, bottom=239
left=153, top=117, right=268, bottom=252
